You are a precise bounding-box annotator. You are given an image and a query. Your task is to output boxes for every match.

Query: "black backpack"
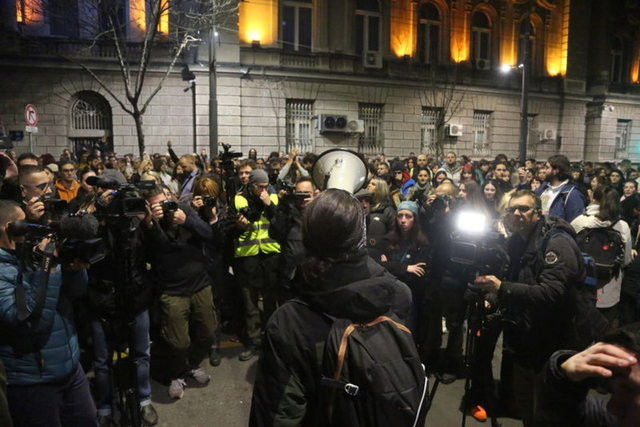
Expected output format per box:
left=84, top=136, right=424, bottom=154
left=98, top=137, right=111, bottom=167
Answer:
left=319, top=315, right=428, bottom=427
left=575, top=219, right=625, bottom=288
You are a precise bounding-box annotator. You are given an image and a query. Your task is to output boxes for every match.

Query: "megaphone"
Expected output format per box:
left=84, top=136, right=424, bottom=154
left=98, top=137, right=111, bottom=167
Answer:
left=311, top=148, right=368, bottom=193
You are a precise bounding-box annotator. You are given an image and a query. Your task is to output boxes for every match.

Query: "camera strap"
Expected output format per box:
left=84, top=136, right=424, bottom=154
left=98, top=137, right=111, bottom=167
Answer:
left=14, top=245, right=53, bottom=322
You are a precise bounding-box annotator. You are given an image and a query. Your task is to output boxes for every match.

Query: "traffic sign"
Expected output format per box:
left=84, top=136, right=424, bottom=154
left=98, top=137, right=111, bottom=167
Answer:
left=24, top=104, right=39, bottom=127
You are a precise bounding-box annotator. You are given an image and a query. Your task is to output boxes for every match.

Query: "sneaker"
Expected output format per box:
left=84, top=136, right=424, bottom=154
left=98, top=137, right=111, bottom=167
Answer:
left=168, top=378, right=186, bottom=399
left=238, top=345, right=258, bottom=362
left=188, top=367, right=211, bottom=385
left=141, top=404, right=159, bottom=426
left=209, top=345, right=221, bottom=367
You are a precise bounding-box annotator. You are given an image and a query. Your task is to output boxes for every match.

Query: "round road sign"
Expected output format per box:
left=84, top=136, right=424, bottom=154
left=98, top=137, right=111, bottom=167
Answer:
left=25, top=104, right=39, bottom=127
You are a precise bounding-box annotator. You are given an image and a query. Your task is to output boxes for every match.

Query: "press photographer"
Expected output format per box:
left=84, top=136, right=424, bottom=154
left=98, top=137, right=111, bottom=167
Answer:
left=475, top=189, right=600, bottom=426
left=141, top=187, right=217, bottom=400
left=0, top=200, right=96, bottom=426
left=18, top=165, right=56, bottom=223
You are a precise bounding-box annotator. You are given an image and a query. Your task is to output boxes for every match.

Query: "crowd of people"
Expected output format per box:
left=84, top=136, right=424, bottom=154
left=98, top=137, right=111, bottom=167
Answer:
left=0, top=143, right=639, bottom=427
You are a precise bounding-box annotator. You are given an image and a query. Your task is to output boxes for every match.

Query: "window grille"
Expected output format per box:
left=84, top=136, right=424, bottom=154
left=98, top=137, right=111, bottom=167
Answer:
left=421, top=106, right=441, bottom=154
left=358, top=103, right=383, bottom=153
left=286, top=99, right=314, bottom=152
left=473, top=110, right=492, bottom=157
left=71, top=92, right=111, bottom=130
left=616, top=120, right=631, bottom=159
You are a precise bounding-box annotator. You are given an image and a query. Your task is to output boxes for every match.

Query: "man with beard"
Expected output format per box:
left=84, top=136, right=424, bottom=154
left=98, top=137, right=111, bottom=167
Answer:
left=476, top=189, right=587, bottom=426
left=177, top=154, right=200, bottom=199
left=437, top=151, right=462, bottom=185
left=535, top=155, right=585, bottom=222
left=493, top=161, right=513, bottom=193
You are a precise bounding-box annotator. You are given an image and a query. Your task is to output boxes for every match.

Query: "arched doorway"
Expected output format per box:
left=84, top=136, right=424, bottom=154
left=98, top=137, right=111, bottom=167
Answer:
left=69, top=91, right=113, bottom=155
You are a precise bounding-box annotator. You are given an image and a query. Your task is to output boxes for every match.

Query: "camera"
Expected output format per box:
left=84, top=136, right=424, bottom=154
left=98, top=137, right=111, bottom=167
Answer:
left=42, top=197, right=69, bottom=215
left=239, top=205, right=263, bottom=222
left=278, top=179, right=309, bottom=208
left=161, top=200, right=179, bottom=216
left=91, top=178, right=154, bottom=218
left=219, top=143, right=242, bottom=163
left=202, top=195, right=217, bottom=208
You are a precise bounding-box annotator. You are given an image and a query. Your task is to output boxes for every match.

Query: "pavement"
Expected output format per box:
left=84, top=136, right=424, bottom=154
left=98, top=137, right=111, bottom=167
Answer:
left=149, top=339, right=525, bottom=427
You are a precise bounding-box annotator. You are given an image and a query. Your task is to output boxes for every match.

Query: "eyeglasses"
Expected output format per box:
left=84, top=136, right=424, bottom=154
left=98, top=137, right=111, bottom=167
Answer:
left=506, top=205, right=534, bottom=214
left=22, top=182, right=51, bottom=191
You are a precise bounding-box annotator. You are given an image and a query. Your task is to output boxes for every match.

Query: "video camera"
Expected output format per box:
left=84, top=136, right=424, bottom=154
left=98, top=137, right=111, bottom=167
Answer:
left=219, top=143, right=242, bottom=164
left=88, top=177, right=154, bottom=218
left=277, top=179, right=310, bottom=208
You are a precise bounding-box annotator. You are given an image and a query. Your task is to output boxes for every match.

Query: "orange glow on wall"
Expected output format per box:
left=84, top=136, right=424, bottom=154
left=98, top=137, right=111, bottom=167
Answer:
left=450, top=12, right=469, bottom=62
left=631, top=45, right=640, bottom=83
left=390, top=0, right=416, bottom=57
left=157, top=0, right=169, bottom=34
left=238, top=0, right=276, bottom=44
left=130, top=0, right=146, bottom=33
left=15, top=0, right=42, bottom=24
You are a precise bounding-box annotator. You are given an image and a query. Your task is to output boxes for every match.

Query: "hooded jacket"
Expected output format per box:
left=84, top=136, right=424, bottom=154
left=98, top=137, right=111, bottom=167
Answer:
left=535, top=181, right=586, bottom=223
left=500, top=216, right=585, bottom=369
left=249, top=253, right=412, bottom=427
left=0, top=249, right=87, bottom=385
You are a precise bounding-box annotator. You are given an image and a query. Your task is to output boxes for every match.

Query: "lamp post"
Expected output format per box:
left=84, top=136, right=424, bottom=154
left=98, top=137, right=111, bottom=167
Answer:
left=500, top=61, right=529, bottom=163
left=182, top=65, right=197, bottom=153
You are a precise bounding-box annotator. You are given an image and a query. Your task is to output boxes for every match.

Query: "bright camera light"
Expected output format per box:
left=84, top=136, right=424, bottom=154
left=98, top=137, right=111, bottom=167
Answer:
left=500, top=64, right=512, bottom=74
left=456, top=211, right=487, bottom=234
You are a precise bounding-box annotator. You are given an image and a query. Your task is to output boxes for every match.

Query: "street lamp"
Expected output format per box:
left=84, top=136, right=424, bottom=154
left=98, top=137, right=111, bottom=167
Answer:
left=500, top=62, right=529, bottom=163
left=182, top=65, right=197, bottom=154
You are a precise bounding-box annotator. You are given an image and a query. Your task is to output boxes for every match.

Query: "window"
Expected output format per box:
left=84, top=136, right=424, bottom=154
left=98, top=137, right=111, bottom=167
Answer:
left=615, top=120, right=631, bottom=159
left=611, top=37, right=624, bottom=83
left=421, top=106, right=442, bottom=153
left=473, top=110, right=492, bottom=156
left=286, top=99, right=314, bottom=152
left=50, top=0, right=79, bottom=37
left=358, top=103, right=384, bottom=153
left=418, top=3, right=440, bottom=64
left=282, top=0, right=312, bottom=53
left=518, top=18, right=535, bottom=68
left=69, top=91, right=113, bottom=154
left=355, top=0, right=380, bottom=55
left=471, top=11, right=491, bottom=70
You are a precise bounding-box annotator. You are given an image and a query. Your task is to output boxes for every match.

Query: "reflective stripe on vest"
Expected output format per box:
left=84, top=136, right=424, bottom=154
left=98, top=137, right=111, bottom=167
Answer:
left=234, top=194, right=281, bottom=257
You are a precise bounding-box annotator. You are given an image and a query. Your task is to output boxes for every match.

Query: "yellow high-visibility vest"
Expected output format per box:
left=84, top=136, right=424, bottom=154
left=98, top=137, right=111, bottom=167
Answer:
left=234, top=193, right=281, bottom=257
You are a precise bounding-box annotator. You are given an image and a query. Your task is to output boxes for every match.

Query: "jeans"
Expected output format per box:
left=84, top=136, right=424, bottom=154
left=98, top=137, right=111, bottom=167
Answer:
left=91, top=310, right=151, bottom=416
left=7, top=364, right=97, bottom=427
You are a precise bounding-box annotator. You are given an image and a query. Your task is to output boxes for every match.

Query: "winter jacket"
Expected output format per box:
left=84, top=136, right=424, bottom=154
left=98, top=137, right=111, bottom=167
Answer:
left=436, top=165, right=461, bottom=184
left=499, top=216, right=585, bottom=369
left=0, top=249, right=88, bottom=385
left=570, top=204, right=633, bottom=308
left=535, top=181, right=585, bottom=223
left=366, top=202, right=395, bottom=249
left=249, top=253, right=412, bottom=427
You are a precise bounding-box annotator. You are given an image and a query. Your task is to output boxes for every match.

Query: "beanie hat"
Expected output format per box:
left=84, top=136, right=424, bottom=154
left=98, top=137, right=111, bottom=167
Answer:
left=397, top=201, right=419, bottom=217
left=249, top=169, right=269, bottom=185
left=391, top=160, right=405, bottom=171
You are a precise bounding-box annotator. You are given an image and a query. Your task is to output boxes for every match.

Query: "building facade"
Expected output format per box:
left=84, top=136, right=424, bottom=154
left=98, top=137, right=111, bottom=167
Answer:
left=1, top=0, right=639, bottom=161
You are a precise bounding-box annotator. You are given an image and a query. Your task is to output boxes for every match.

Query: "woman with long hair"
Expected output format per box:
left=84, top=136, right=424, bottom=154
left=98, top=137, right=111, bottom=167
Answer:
left=250, top=189, right=413, bottom=426
left=406, top=167, right=431, bottom=206
left=571, top=186, right=632, bottom=328
left=365, top=177, right=396, bottom=250
left=482, top=180, right=504, bottom=218
left=433, top=170, right=448, bottom=187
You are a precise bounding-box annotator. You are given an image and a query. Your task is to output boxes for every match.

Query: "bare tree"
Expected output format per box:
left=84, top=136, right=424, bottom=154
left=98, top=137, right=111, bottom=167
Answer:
left=417, top=65, right=466, bottom=158
left=6, top=0, right=236, bottom=156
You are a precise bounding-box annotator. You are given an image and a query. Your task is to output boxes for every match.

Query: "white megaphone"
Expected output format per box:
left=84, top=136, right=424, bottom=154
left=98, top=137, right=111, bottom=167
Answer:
left=311, top=148, right=368, bottom=193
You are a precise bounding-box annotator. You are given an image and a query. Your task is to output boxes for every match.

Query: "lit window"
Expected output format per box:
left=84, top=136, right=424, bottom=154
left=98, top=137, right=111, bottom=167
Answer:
left=418, top=3, right=440, bottom=65
left=473, top=110, right=492, bottom=156
left=421, top=107, right=442, bottom=154
left=359, top=103, right=384, bottom=153
left=355, top=0, right=380, bottom=55
left=157, top=0, right=169, bottom=34
left=286, top=99, right=314, bottom=152
left=471, top=11, right=491, bottom=70
left=281, top=0, right=312, bottom=53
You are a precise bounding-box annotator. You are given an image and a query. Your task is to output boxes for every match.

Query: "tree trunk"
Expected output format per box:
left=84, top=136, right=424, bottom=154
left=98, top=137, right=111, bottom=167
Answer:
left=133, top=113, right=145, bottom=157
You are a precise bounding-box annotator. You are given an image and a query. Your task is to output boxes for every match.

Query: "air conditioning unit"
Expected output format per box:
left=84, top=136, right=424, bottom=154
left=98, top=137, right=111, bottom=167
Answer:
left=540, top=128, right=556, bottom=141
left=476, top=59, right=490, bottom=70
left=446, top=123, right=463, bottom=137
left=363, top=50, right=383, bottom=69
left=317, top=114, right=348, bottom=133
left=346, top=119, right=365, bottom=133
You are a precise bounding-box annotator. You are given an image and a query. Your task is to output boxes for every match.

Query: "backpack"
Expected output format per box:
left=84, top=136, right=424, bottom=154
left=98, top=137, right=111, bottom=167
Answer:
left=575, top=219, right=625, bottom=288
left=316, top=312, right=428, bottom=427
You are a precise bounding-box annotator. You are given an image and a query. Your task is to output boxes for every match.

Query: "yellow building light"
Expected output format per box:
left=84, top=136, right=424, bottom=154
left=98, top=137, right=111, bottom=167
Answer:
left=16, top=0, right=41, bottom=24
left=391, top=0, right=415, bottom=57
left=239, top=0, right=276, bottom=45
left=157, top=0, right=169, bottom=34
left=130, top=0, right=147, bottom=32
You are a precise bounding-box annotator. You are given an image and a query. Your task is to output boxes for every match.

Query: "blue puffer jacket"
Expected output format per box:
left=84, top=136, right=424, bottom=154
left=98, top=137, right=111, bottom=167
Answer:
left=0, top=249, right=87, bottom=385
left=535, top=181, right=585, bottom=223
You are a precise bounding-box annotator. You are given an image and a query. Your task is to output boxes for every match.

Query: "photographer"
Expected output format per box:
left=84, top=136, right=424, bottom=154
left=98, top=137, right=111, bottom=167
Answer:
left=141, top=187, right=217, bottom=399
left=232, top=169, right=280, bottom=362
left=269, top=176, right=316, bottom=303
left=0, top=200, right=96, bottom=426
left=475, top=189, right=588, bottom=426
left=18, top=165, right=53, bottom=223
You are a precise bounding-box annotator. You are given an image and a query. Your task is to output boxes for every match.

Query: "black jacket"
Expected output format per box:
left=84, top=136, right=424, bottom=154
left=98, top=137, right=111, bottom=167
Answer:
left=499, top=216, right=585, bottom=369
left=142, top=203, right=215, bottom=295
left=366, top=202, right=395, bottom=249
left=249, top=253, right=412, bottom=427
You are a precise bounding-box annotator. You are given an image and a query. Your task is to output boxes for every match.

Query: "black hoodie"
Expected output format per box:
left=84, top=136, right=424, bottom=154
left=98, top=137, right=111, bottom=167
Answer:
left=250, top=253, right=412, bottom=427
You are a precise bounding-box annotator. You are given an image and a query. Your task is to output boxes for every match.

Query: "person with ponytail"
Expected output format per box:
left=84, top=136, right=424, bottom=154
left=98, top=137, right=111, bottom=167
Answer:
left=571, top=186, right=633, bottom=327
